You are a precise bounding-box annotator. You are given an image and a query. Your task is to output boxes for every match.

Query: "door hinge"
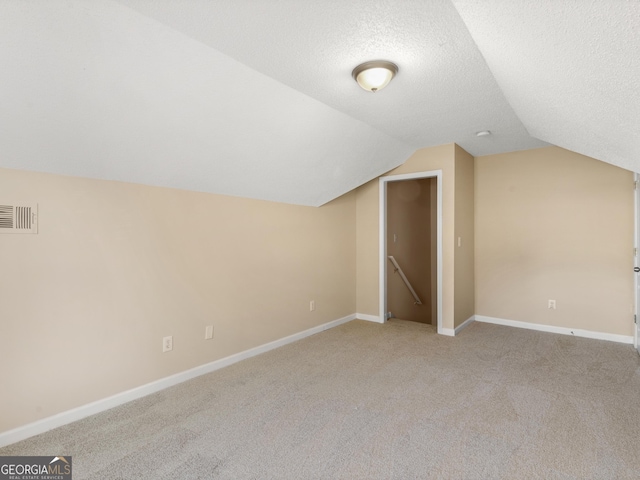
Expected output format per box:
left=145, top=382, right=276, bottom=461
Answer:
left=635, top=181, right=638, bottom=190
left=635, top=314, right=637, bottom=325
left=635, top=248, right=638, bottom=257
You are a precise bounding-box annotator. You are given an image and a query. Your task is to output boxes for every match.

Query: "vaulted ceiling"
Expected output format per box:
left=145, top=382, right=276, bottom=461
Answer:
left=1, top=1, right=638, bottom=206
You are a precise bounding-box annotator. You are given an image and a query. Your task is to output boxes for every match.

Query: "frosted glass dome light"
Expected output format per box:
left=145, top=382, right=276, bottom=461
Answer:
left=352, top=61, right=398, bottom=93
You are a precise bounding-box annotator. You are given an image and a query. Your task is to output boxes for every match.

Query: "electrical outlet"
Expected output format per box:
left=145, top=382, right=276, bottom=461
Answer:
left=162, top=336, right=173, bottom=352
left=310, top=300, right=315, bottom=312
left=548, top=299, right=556, bottom=310
left=205, top=325, right=214, bottom=340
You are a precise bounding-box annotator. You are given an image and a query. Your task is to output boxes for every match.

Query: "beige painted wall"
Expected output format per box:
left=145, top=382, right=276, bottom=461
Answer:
left=6, top=142, right=629, bottom=437
left=475, top=147, right=634, bottom=336
left=386, top=178, right=433, bottom=323
left=454, top=145, right=475, bottom=327
left=0, top=168, right=356, bottom=433
left=356, top=144, right=460, bottom=330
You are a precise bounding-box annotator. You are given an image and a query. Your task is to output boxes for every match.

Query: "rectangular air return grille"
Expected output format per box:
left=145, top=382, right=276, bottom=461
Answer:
left=0, top=203, right=38, bottom=234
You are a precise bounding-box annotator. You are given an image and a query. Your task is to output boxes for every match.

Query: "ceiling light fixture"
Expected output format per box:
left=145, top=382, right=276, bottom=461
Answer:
left=476, top=130, right=492, bottom=137
left=352, top=60, right=398, bottom=93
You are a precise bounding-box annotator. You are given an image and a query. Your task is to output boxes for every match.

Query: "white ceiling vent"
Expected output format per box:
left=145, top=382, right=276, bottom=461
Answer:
left=0, top=203, right=38, bottom=234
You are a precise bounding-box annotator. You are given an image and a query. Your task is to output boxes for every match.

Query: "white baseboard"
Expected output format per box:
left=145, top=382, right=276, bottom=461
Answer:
left=0, top=313, right=356, bottom=448
left=455, top=315, right=475, bottom=335
left=475, top=315, right=633, bottom=344
left=356, top=313, right=384, bottom=323
left=439, top=315, right=475, bottom=336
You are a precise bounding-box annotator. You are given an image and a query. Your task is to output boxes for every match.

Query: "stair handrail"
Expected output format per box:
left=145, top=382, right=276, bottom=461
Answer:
left=387, top=256, right=422, bottom=305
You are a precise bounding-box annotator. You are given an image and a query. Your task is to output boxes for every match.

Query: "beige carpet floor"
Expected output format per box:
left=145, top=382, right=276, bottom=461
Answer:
left=2, top=319, right=640, bottom=479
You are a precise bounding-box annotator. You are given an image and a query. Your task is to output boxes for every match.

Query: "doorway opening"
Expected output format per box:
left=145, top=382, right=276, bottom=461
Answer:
left=379, top=170, right=443, bottom=334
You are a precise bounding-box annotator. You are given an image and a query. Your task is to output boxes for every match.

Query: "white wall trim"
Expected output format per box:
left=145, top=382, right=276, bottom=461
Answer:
left=475, top=315, right=633, bottom=344
left=634, top=172, right=639, bottom=351
left=455, top=315, right=475, bottom=335
left=356, top=313, right=384, bottom=323
left=379, top=170, right=444, bottom=334
left=0, top=313, right=356, bottom=448
left=440, top=316, right=475, bottom=337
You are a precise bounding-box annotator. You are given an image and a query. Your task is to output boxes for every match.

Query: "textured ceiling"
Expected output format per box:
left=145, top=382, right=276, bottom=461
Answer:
left=0, top=1, right=413, bottom=206
left=0, top=1, right=637, bottom=206
left=116, top=0, right=545, bottom=155
left=452, top=0, right=640, bottom=174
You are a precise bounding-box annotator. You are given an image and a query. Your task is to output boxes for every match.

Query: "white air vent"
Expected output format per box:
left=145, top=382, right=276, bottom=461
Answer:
left=0, top=203, right=38, bottom=234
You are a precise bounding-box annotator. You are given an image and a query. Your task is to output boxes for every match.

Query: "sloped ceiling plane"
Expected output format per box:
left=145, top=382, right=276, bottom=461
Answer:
left=1, top=1, right=638, bottom=206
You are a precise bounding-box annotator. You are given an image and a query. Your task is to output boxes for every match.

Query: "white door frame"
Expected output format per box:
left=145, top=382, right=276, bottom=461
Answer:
left=379, top=170, right=443, bottom=334
left=634, top=173, right=639, bottom=352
